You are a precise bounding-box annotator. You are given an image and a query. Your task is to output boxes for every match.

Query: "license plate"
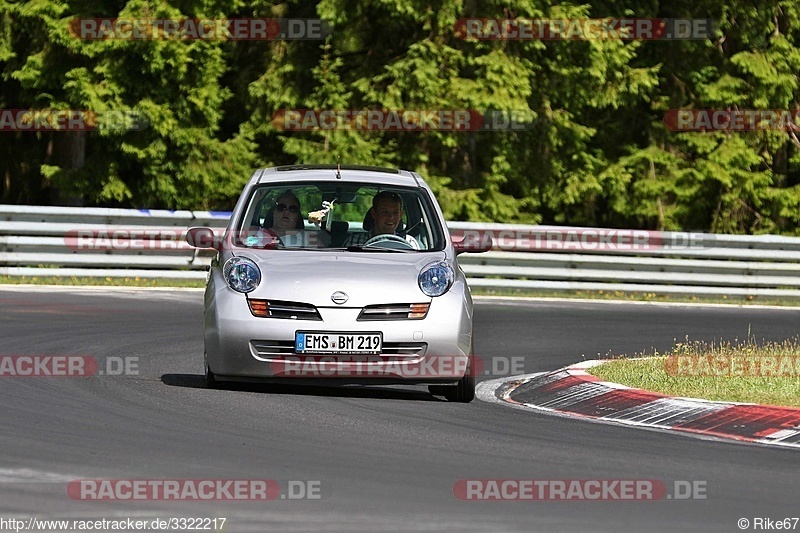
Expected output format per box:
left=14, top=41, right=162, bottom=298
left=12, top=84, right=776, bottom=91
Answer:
left=295, top=332, right=383, bottom=355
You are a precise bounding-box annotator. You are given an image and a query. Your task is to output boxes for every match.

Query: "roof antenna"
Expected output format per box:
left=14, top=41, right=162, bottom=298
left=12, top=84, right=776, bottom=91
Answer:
left=336, top=155, right=342, bottom=179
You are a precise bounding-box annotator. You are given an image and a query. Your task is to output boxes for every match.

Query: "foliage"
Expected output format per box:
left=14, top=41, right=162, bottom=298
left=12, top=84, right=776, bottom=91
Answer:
left=0, top=0, right=798, bottom=233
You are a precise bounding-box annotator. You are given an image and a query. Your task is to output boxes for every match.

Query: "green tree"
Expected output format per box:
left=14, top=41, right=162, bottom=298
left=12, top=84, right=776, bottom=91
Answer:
left=1, top=0, right=257, bottom=209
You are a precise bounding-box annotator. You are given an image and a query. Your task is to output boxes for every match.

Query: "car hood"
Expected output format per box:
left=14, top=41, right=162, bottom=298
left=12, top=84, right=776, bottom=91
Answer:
left=236, top=250, right=448, bottom=306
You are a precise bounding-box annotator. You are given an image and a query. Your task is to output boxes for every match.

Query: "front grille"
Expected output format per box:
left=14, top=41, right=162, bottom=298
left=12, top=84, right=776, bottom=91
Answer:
left=248, top=299, right=322, bottom=320
left=251, top=340, right=296, bottom=356
left=381, top=342, right=427, bottom=355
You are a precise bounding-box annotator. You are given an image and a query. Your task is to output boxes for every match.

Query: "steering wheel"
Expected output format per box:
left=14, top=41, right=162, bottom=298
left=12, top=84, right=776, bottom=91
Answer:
left=363, top=233, right=414, bottom=249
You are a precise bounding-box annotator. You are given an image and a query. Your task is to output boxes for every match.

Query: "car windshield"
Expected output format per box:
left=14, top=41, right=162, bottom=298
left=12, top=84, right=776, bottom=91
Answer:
left=233, top=181, right=445, bottom=252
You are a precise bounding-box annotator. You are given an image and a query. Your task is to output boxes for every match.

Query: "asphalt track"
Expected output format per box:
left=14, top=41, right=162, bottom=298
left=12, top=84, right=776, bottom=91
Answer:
left=0, top=286, right=798, bottom=532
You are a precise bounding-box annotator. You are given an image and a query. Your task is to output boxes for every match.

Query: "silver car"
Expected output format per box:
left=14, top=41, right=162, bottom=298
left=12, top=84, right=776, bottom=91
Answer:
left=187, top=165, right=490, bottom=402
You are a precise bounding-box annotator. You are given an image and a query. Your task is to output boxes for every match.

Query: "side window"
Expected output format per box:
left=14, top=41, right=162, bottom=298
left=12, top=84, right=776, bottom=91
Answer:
left=404, top=194, right=429, bottom=249
left=241, top=188, right=270, bottom=229
left=254, top=196, right=270, bottom=227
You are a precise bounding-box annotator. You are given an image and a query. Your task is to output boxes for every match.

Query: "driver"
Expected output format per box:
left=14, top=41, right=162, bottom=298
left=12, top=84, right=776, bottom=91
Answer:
left=345, top=191, right=420, bottom=249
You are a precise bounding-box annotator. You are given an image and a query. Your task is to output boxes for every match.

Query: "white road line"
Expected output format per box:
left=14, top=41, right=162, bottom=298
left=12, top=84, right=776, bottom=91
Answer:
left=473, top=295, right=800, bottom=310
left=0, top=468, right=77, bottom=483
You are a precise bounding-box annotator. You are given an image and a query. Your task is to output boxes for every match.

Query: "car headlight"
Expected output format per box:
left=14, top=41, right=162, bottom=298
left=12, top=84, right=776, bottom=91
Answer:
left=223, top=256, right=261, bottom=293
left=418, top=260, right=454, bottom=297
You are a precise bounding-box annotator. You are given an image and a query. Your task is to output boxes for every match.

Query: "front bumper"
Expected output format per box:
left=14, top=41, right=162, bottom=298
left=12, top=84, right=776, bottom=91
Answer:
left=204, top=275, right=473, bottom=385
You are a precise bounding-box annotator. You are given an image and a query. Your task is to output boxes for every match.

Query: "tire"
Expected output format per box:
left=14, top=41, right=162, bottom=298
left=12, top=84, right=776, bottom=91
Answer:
left=428, top=385, right=446, bottom=397
left=204, top=354, right=218, bottom=389
left=442, top=372, right=475, bottom=403
left=442, top=353, right=475, bottom=403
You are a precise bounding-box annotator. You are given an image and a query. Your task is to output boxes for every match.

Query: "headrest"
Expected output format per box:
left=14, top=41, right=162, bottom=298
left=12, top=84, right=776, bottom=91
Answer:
left=362, top=210, right=374, bottom=231
left=328, top=220, right=349, bottom=233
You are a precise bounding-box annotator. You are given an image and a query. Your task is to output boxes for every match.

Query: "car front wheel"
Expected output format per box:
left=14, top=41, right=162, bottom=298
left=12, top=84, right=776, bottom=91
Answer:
left=204, top=354, right=218, bottom=389
left=435, top=352, right=475, bottom=403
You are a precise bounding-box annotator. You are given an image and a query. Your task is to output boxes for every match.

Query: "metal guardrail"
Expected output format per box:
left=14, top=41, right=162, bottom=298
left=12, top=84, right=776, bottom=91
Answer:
left=3, top=204, right=800, bottom=298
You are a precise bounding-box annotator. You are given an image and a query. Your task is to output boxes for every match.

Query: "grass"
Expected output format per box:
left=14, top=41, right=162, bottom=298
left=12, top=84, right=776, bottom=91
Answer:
left=587, top=336, right=800, bottom=408
left=0, top=275, right=205, bottom=288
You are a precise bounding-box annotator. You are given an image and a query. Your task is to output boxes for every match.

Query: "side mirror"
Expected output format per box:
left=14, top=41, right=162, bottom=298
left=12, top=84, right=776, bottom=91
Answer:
left=186, top=227, right=222, bottom=250
left=453, top=234, right=493, bottom=255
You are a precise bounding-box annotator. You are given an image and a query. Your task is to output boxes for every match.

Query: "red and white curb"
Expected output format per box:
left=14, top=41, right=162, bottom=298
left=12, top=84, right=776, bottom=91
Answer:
left=476, top=361, right=800, bottom=449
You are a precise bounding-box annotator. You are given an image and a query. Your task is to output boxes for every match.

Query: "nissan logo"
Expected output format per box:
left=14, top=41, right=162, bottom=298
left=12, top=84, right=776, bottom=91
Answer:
left=331, top=291, right=349, bottom=305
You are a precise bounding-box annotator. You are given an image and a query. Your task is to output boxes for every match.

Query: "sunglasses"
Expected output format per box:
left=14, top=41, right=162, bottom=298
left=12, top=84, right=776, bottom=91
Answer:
left=275, top=203, right=300, bottom=214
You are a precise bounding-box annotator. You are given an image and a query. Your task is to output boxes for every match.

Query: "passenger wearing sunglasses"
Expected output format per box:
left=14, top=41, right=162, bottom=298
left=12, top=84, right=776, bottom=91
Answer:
left=270, top=191, right=304, bottom=232
left=256, top=190, right=308, bottom=247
